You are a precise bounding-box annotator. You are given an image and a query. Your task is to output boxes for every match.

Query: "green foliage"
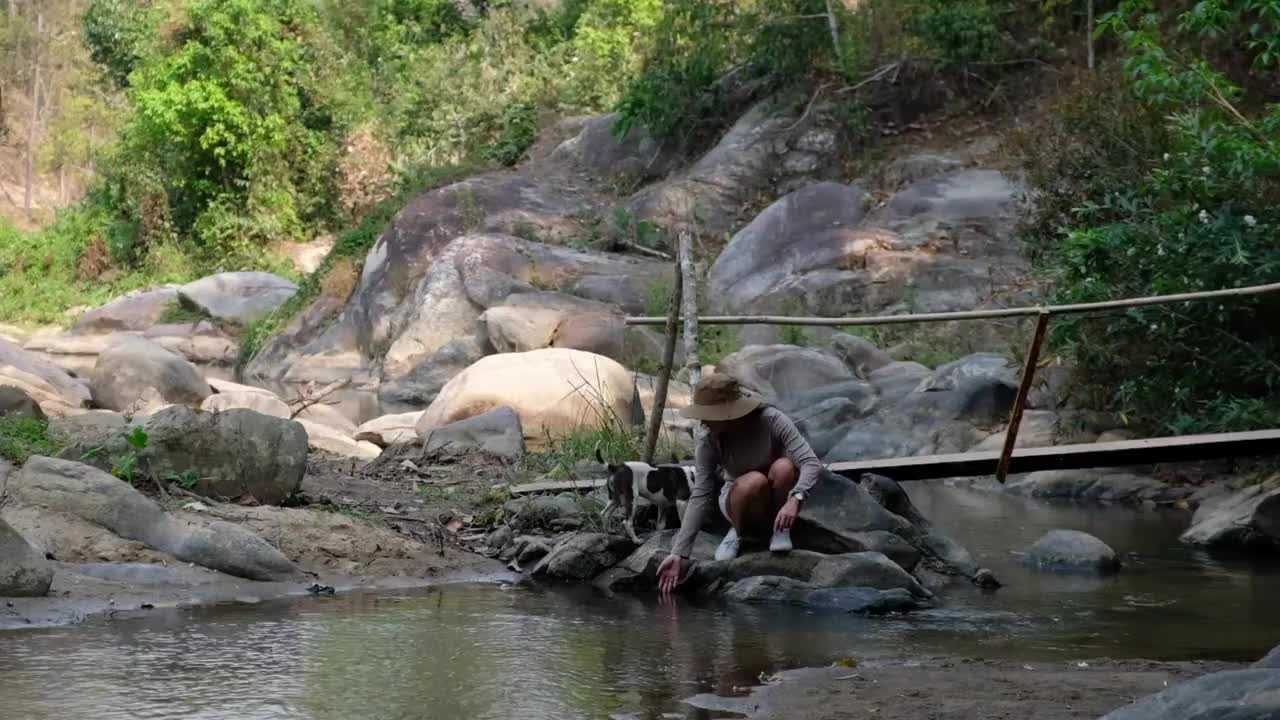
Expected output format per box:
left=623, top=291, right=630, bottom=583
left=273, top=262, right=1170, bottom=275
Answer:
left=0, top=418, right=60, bottom=466
left=481, top=102, right=539, bottom=167
left=909, top=0, right=1008, bottom=65
left=698, top=324, right=740, bottom=368
left=111, top=427, right=150, bottom=482
left=82, top=0, right=160, bottom=88
left=1018, top=1, right=1280, bottom=433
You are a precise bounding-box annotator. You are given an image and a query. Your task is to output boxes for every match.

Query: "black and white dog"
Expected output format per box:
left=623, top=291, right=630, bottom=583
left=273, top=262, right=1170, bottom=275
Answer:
left=597, top=448, right=695, bottom=543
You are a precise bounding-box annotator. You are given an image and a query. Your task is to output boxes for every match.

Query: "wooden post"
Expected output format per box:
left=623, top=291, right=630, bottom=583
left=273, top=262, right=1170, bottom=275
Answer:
left=678, top=232, right=703, bottom=446
left=996, top=311, right=1051, bottom=483
left=643, top=259, right=682, bottom=465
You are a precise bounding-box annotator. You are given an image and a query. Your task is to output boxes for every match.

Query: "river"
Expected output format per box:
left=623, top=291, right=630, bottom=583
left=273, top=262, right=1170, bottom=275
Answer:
left=2, top=484, right=1278, bottom=719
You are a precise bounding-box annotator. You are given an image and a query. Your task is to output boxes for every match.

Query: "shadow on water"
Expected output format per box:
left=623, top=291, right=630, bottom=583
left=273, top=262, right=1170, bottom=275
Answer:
left=2, top=483, right=1279, bottom=719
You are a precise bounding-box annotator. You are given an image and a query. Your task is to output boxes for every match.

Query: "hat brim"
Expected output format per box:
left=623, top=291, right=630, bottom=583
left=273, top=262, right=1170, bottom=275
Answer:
left=678, top=396, right=762, bottom=422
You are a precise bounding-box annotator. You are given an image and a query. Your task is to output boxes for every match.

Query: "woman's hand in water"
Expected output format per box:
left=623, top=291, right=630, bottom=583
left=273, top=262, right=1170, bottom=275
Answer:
left=774, top=496, right=801, bottom=531
left=656, top=554, right=688, bottom=595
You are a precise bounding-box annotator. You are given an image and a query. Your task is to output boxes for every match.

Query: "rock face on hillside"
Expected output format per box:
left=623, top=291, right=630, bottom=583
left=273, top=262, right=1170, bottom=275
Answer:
left=88, top=337, right=212, bottom=413
left=177, top=271, right=297, bottom=324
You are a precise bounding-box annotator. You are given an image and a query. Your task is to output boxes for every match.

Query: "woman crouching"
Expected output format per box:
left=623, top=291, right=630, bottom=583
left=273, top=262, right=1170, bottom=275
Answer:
left=657, top=373, right=824, bottom=594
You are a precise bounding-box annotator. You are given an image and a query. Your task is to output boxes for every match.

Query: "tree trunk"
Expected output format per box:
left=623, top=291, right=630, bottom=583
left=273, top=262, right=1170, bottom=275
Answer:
left=824, top=0, right=843, bottom=64
left=642, top=260, right=683, bottom=465
left=23, top=11, right=41, bottom=213
left=678, top=232, right=704, bottom=445
left=7, top=0, right=17, bottom=18
left=1086, top=0, right=1095, bottom=70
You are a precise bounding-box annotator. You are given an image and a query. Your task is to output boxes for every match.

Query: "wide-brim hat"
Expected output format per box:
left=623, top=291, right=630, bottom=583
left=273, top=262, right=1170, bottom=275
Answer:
left=679, top=373, right=763, bottom=422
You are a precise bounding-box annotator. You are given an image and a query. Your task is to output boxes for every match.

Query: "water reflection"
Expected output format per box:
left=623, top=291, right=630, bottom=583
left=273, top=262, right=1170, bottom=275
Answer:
left=3, top=483, right=1280, bottom=719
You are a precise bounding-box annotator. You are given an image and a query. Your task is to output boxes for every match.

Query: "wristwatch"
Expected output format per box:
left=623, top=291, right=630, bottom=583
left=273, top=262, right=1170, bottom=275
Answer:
left=789, top=489, right=806, bottom=503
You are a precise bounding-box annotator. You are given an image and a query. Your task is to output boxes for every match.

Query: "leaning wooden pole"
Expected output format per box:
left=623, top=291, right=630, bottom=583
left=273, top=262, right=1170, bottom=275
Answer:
left=642, top=259, right=683, bottom=465
left=996, top=311, right=1051, bottom=483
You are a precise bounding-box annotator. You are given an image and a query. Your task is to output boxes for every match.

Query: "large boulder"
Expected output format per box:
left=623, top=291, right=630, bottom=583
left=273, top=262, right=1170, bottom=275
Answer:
left=717, top=345, right=853, bottom=405
left=1181, top=479, right=1280, bottom=550
left=177, top=271, right=298, bottom=324
left=545, top=112, right=680, bottom=186
left=88, top=337, right=211, bottom=413
left=0, top=385, right=45, bottom=420
left=503, top=493, right=604, bottom=529
left=531, top=532, right=636, bottom=580
left=0, top=338, right=91, bottom=416
left=355, top=411, right=424, bottom=447
left=379, top=334, right=490, bottom=405
left=70, top=286, right=179, bottom=334
left=480, top=292, right=624, bottom=359
left=12, top=457, right=300, bottom=581
left=1098, top=669, right=1280, bottom=720
left=1024, top=529, right=1120, bottom=574
left=626, top=95, right=842, bottom=237
left=594, top=530, right=721, bottom=592
left=416, top=348, right=642, bottom=447
left=707, top=182, right=873, bottom=313
left=139, top=406, right=308, bottom=505
left=916, top=352, right=1016, bottom=392
left=297, top=419, right=382, bottom=460
left=420, top=406, right=525, bottom=461
left=200, top=389, right=291, bottom=419
left=0, top=516, right=54, bottom=596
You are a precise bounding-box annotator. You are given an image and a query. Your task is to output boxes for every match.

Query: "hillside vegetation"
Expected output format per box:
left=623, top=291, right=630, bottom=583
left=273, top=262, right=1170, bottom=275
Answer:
left=0, top=0, right=1277, bottom=433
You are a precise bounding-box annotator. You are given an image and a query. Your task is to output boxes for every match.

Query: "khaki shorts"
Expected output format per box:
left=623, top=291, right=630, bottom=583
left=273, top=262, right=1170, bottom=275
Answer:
left=717, top=481, right=733, bottom=521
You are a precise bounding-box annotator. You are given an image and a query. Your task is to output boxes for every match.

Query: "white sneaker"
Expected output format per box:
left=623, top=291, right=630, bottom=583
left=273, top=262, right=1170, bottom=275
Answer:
left=715, top=528, right=741, bottom=561
left=769, top=529, right=793, bottom=553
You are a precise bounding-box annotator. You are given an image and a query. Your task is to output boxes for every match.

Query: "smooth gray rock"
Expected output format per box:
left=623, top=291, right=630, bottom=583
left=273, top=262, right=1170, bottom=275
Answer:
left=721, top=576, right=926, bottom=614
left=88, top=337, right=211, bottom=413
left=824, top=424, right=914, bottom=463
left=792, top=397, right=874, bottom=459
left=868, top=361, right=931, bottom=406
left=1254, top=646, right=1280, bottom=669
left=0, top=338, right=91, bottom=413
left=690, top=549, right=930, bottom=598
left=1181, top=479, right=1280, bottom=550
left=421, top=406, right=525, bottom=461
left=1024, top=529, right=1120, bottom=574
left=862, top=473, right=992, bottom=584
left=504, top=493, right=603, bottom=527
left=0, top=516, right=54, bottom=596
left=718, top=344, right=853, bottom=406
left=141, top=406, right=308, bottom=505
left=531, top=532, right=636, bottom=580
left=1005, top=470, right=1189, bottom=506
left=782, top=380, right=879, bottom=418
left=881, top=153, right=962, bottom=188
left=481, top=291, right=624, bottom=359
left=0, top=385, right=45, bottom=420
left=593, top=529, right=721, bottom=592
left=13, top=457, right=299, bottom=581
left=829, top=333, right=893, bottom=377
left=547, top=112, right=679, bottom=185
left=70, top=286, right=180, bottom=333
left=1098, top=669, right=1280, bottom=720
left=379, top=333, right=490, bottom=405
left=917, top=352, right=1016, bottom=392
left=178, top=271, right=298, bottom=324
left=707, top=182, right=872, bottom=313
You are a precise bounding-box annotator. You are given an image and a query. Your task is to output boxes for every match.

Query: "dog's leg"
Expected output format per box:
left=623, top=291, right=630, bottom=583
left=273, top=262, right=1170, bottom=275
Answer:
left=656, top=507, right=668, bottom=532
left=676, top=499, right=688, bottom=525
left=600, top=500, right=615, bottom=533
left=625, top=505, right=642, bottom=544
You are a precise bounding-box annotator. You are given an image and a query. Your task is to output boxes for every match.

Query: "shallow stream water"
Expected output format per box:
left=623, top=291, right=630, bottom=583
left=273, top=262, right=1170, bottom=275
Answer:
left=2, top=483, right=1278, bottom=720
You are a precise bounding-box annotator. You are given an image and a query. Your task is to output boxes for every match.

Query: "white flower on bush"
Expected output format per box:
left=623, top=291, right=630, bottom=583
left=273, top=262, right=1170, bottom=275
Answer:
left=1244, top=215, right=1258, bottom=227
left=1202, top=166, right=1211, bottom=175
left=1162, top=153, right=1171, bottom=161
left=1199, top=209, right=1211, bottom=224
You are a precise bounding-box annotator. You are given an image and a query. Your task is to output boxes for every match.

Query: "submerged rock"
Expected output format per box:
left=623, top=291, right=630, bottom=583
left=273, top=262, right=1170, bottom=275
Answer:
left=1099, top=669, right=1280, bottom=720
left=0, top=516, right=54, bottom=597
left=1024, top=529, right=1120, bottom=574
left=1004, top=469, right=1188, bottom=505
left=721, top=576, right=926, bottom=615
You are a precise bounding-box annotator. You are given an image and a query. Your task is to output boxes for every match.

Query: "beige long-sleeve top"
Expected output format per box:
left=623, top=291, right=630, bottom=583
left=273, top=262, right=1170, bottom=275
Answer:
left=670, top=406, right=823, bottom=558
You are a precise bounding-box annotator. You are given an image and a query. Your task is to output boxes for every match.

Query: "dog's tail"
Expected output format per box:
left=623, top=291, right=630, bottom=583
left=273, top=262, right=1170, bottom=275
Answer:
left=595, top=443, right=605, bottom=465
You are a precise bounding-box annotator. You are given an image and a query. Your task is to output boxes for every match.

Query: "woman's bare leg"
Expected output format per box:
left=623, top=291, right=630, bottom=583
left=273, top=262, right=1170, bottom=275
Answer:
left=726, top=471, right=774, bottom=538
left=767, top=457, right=798, bottom=508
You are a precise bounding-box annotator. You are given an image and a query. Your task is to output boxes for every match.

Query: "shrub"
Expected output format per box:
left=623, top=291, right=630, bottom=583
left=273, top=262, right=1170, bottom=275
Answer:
left=0, top=417, right=60, bottom=466
left=1017, top=2, right=1280, bottom=433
